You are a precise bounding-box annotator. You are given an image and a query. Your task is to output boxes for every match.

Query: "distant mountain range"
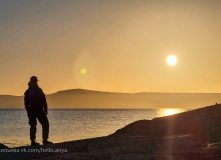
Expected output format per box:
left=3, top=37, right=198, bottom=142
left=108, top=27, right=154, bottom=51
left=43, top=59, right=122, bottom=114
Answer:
left=0, top=89, right=221, bottom=109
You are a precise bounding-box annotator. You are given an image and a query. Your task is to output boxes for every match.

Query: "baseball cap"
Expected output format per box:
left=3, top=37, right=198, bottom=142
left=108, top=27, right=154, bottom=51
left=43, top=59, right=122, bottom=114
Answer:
left=30, top=76, right=39, bottom=82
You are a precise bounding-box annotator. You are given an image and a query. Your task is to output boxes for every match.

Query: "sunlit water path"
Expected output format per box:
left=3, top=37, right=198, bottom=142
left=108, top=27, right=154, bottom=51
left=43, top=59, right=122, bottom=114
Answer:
left=0, top=108, right=188, bottom=147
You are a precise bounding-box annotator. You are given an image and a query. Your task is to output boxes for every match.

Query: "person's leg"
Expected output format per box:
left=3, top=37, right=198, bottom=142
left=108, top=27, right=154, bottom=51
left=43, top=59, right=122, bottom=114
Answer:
left=27, top=111, right=39, bottom=145
left=36, top=109, right=51, bottom=144
left=28, top=111, right=37, bottom=141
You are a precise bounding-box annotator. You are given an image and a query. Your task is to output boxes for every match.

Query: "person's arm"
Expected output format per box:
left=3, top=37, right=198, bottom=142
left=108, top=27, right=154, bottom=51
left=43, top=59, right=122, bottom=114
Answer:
left=24, top=91, right=30, bottom=112
left=40, top=89, right=48, bottom=115
left=42, top=95, right=48, bottom=115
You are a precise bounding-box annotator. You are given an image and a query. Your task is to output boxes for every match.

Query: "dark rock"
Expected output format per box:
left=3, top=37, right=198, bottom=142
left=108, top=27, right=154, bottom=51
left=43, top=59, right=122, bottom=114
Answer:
left=0, top=143, right=8, bottom=149
left=113, top=104, right=221, bottom=143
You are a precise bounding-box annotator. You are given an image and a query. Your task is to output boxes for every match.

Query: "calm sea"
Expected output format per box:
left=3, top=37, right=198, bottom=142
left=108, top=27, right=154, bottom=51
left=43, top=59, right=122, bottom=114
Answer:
left=0, top=109, right=188, bottom=148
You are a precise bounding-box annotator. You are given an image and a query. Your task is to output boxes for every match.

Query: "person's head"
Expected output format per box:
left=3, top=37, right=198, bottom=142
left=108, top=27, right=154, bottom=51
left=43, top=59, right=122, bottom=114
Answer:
left=30, top=76, right=38, bottom=83
left=28, top=76, right=39, bottom=88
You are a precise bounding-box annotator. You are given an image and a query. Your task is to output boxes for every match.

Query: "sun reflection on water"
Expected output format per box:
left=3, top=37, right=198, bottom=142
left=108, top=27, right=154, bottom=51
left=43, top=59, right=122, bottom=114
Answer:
left=161, top=108, right=184, bottom=116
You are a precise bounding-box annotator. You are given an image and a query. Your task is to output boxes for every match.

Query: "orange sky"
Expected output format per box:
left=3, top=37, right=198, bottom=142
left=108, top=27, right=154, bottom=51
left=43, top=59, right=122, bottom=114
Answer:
left=0, top=0, right=221, bottom=96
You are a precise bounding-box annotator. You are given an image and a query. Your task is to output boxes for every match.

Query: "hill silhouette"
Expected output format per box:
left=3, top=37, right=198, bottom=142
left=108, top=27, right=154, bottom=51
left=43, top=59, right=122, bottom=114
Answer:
left=0, top=89, right=221, bottom=109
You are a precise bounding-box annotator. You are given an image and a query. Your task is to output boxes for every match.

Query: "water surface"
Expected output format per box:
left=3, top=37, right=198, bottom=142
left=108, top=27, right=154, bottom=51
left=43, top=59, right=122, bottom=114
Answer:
left=0, top=108, right=188, bottom=147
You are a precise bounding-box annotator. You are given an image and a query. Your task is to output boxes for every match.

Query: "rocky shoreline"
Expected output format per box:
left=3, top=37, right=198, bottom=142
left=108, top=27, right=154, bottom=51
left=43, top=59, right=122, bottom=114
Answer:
left=1, top=104, right=221, bottom=160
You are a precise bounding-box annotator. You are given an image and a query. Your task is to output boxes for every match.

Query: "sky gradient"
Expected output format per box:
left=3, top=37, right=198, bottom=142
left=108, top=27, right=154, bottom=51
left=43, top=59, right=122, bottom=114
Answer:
left=0, top=0, right=221, bottom=96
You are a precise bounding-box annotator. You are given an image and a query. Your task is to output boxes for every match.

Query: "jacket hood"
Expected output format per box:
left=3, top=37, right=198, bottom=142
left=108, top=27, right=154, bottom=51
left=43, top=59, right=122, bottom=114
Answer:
left=28, top=81, right=38, bottom=88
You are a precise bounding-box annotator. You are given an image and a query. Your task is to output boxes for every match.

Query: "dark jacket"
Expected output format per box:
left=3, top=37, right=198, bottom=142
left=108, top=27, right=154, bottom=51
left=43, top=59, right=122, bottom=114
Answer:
left=24, top=81, right=47, bottom=113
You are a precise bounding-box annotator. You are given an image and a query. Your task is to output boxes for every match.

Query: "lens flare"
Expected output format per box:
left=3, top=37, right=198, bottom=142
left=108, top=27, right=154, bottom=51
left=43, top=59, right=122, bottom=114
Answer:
left=81, top=68, right=87, bottom=75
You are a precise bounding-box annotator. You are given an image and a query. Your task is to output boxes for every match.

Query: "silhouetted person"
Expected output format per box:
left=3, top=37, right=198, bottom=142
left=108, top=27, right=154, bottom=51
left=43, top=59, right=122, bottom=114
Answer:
left=24, top=76, right=53, bottom=146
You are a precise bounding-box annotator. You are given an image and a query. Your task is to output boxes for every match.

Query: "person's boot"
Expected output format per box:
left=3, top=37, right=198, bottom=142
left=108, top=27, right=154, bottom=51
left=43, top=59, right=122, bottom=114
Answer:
left=31, top=140, right=40, bottom=146
left=43, top=140, right=53, bottom=145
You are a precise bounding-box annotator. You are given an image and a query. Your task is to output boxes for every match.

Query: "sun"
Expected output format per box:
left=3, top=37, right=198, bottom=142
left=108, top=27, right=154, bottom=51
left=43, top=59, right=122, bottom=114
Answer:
left=167, top=55, right=177, bottom=66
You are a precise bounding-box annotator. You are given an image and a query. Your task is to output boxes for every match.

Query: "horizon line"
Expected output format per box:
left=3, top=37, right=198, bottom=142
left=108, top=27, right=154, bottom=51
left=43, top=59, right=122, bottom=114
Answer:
left=1, top=88, right=221, bottom=96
